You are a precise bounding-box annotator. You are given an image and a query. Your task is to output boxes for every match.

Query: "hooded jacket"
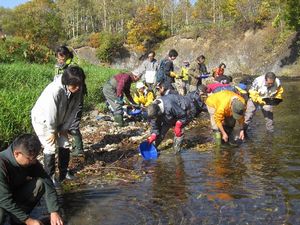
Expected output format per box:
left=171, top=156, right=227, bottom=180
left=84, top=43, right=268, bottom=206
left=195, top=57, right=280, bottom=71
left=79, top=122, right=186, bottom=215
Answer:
left=31, top=75, right=81, bottom=133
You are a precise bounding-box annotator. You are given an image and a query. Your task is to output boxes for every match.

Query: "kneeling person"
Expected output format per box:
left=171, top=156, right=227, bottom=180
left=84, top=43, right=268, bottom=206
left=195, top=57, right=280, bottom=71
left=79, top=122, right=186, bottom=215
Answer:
left=0, top=134, right=63, bottom=225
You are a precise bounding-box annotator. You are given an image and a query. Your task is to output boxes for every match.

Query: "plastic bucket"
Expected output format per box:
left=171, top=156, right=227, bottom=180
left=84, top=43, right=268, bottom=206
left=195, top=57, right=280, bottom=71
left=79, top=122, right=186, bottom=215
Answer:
left=138, top=141, right=158, bottom=160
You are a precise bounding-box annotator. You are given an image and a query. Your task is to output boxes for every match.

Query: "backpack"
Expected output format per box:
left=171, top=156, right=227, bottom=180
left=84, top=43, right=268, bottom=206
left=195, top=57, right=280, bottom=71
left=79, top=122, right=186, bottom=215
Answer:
left=156, top=59, right=168, bottom=83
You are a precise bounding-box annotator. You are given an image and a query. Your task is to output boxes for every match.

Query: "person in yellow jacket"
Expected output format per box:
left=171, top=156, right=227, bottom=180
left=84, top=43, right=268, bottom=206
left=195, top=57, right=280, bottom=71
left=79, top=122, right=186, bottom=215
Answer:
left=206, top=90, right=246, bottom=144
left=133, top=81, right=155, bottom=107
left=175, top=61, right=190, bottom=95
left=244, top=72, right=283, bottom=133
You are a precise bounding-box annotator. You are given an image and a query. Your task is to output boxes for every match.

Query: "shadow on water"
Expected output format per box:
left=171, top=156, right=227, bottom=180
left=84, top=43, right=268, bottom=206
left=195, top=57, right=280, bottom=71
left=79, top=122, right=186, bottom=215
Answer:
left=31, top=80, right=300, bottom=225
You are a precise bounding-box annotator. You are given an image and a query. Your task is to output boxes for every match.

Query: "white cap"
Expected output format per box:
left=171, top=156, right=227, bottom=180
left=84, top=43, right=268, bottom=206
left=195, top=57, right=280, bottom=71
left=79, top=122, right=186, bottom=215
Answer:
left=132, top=69, right=142, bottom=77
left=136, top=81, right=145, bottom=89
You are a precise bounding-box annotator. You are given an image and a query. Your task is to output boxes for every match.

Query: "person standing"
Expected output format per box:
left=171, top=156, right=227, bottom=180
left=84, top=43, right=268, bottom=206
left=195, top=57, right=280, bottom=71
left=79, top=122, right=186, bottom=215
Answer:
left=244, top=72, right=283, bottom=133
left=54, top=46, right=86, bottom=156
left=0, top=134, right=63, bottom=225
left=156, top=49, right=178, bottom=90
left=137, top=51, right=159, bottom=89
left=31, top=66, right=86, bottom=185
left=188, top=55, right=209, bottom=92
left=103, top=71, right=141, bottom=127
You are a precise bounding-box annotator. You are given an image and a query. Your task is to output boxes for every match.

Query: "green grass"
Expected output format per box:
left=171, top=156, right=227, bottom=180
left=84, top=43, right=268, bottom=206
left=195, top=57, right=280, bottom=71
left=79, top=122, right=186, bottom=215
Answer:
left=0, top=62, right=119, bottom=149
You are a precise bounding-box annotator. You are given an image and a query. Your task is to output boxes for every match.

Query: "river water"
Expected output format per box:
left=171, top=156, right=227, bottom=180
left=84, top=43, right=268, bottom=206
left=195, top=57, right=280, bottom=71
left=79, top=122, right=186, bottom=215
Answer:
left=62, top=80, right=300, bottom=225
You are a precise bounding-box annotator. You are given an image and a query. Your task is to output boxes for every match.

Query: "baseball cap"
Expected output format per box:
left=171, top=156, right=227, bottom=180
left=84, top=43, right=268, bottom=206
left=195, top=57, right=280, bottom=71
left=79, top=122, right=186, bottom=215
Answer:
left=136, top=81, right=145, bottom=89
left=232, top=98, right=245, bottom=120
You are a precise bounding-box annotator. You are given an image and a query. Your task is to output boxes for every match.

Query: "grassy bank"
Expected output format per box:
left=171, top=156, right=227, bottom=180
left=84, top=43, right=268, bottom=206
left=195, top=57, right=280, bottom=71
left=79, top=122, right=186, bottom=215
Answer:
left=0, top=62, right=119, bottom=149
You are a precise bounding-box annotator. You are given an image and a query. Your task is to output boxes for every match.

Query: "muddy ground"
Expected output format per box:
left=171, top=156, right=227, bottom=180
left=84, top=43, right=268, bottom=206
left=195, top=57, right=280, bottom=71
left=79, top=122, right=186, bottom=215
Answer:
left=64, top=111, right=213, bottom=191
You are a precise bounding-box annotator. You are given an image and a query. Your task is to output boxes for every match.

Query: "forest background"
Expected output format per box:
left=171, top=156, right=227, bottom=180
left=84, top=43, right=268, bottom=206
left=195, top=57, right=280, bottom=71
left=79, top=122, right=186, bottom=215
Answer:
left=0, top=0, right=299, bottom=147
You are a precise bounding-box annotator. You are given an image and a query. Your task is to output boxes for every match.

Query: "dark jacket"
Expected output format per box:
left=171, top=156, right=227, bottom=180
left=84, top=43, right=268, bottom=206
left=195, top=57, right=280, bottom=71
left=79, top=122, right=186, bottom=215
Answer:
left=150, top=94, right=188, bottom=136
left=0, top=146, right=60, bottom=222
left=183, top=91, right=205, bottom=119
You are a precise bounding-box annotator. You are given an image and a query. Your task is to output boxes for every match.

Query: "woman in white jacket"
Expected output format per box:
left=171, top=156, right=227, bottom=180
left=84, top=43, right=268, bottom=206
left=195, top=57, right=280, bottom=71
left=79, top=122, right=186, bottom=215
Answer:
left=31, top=66, right=86, bottom=185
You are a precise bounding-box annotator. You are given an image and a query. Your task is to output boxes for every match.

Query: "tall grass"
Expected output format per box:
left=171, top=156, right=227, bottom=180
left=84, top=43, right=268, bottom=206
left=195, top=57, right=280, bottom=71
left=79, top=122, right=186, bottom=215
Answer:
left=0, top=62, right=118, bottom=149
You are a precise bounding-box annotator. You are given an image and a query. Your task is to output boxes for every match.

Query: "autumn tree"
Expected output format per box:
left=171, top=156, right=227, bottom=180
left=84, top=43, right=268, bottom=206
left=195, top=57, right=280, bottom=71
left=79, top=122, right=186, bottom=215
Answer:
left=2, top=0, right=62, bottom=47
left=126, top=5, right=169, bottom=52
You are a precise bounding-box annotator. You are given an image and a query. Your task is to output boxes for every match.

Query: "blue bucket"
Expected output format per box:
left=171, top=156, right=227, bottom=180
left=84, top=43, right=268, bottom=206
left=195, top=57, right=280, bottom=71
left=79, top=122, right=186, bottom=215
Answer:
left=128, top=108, right=142, bottom=116
left=138, top=141, right=158, bottom=160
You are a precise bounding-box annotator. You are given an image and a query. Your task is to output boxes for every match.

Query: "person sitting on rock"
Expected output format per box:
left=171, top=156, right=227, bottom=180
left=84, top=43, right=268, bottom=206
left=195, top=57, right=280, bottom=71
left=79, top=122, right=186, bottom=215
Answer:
left=103, top=70, right=141, bottom=127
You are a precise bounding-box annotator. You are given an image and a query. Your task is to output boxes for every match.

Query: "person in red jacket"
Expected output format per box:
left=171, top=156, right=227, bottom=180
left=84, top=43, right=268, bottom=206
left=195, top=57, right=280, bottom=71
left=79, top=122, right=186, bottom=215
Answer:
left=103, top=71, right=141, bottom=127
left=213, top=63, right=226, bottom=79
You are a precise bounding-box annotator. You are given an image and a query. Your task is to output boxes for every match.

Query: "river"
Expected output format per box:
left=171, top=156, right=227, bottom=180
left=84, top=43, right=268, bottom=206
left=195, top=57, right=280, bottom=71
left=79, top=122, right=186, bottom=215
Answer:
left=61, top=79, right=300, bottom=225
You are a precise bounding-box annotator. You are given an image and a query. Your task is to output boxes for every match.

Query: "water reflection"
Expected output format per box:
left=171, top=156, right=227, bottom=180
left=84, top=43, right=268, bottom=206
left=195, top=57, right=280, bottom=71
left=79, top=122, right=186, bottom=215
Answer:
left=59, top=80, right=300, bottom=225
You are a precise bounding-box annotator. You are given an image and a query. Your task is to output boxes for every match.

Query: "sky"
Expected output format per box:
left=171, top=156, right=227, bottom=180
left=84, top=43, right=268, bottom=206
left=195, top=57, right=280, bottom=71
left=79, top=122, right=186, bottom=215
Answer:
left=0, top=0, right=196, bottom=9
left=0, top=0, right=30, bottom=8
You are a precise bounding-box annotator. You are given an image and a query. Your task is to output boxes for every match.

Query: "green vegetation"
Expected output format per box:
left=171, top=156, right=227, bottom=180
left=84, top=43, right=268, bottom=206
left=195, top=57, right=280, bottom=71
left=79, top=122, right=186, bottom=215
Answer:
left=0, top=37, right=54, bottom=63
left=0, top=62, right=119, bottom=149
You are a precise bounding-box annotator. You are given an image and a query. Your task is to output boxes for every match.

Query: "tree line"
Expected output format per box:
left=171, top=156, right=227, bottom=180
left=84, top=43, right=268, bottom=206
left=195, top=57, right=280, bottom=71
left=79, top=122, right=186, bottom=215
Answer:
left=0, top=0, right=299, bottom=60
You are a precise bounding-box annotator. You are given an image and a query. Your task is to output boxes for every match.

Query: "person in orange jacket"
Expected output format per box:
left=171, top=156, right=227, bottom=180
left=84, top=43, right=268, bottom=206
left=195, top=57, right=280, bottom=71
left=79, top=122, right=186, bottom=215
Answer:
left=213, top=63, right=226, bottom=79
left=205, top=90, right=246, bottom=144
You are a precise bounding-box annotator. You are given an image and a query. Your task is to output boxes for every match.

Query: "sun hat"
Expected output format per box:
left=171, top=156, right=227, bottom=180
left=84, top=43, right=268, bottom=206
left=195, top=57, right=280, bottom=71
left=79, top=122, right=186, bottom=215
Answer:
left=232, top=98, right=245, bottom=120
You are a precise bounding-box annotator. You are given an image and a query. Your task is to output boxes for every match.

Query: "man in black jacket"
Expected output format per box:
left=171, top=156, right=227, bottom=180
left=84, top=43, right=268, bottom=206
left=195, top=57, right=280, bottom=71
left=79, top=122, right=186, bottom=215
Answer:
left=0, top=134, right=63, bottom=225
left=146, top=92, right=204, bottom=153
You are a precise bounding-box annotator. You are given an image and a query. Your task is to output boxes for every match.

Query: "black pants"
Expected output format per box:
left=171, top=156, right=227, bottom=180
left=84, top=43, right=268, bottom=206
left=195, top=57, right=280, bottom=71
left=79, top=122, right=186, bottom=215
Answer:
left=0, top=178, right=45, bottom=225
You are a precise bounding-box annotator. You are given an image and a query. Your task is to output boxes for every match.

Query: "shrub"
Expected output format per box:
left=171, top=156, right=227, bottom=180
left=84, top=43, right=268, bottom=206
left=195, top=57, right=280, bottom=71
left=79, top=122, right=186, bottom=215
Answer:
left=96, top=32, right=124, bottom=63
left=0, top=37, right=54, bottom=64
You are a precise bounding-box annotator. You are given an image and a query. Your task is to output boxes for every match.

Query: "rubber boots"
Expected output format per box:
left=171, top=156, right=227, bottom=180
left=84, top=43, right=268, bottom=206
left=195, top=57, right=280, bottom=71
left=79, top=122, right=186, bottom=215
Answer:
left=58, top=148, right=74, bottom=182
left=214, top=131, right=222, bottom=146
left=173, top=135, right=184, bottom=154
left=114, top=114, right=125, bottom=127
left=43, top=154, right=59, bottom=187
left=69, top=129, right=84, bottom=156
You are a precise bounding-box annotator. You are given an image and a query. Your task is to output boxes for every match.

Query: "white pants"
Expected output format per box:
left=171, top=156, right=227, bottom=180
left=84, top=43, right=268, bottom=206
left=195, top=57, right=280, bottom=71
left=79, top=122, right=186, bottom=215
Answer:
left=31, top=117, right=70, bottom=155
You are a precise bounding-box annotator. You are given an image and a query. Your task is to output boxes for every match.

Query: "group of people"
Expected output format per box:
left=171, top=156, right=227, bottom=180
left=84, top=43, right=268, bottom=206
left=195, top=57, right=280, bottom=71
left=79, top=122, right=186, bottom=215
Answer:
left=0, top=46, right=284, bottom=225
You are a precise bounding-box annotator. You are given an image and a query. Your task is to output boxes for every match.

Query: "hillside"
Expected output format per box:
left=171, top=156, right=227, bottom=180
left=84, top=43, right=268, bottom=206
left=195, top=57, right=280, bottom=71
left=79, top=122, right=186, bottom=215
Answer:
left=78, top=24, right=299, bottom=77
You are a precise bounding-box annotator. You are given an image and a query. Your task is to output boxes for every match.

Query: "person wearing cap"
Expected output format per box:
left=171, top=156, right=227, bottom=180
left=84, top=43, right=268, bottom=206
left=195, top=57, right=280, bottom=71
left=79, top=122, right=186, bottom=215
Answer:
left=133, top=81, right=155, bottom=107
left=205, top=90, right=246, bottom=144
left=244, top=72, right=283, bottom=133
left=0, top=134, right=64, bottom=225
left=103, top=71, right=141, bottom=127
left=146, top=92, right=205, bottom=153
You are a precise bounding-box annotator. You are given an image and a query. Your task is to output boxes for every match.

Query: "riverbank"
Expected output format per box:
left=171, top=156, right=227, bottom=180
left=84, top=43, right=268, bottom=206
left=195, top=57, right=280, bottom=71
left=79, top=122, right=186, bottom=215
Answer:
left=63, top=110, right=212, bottom=191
